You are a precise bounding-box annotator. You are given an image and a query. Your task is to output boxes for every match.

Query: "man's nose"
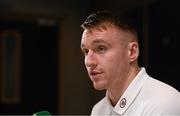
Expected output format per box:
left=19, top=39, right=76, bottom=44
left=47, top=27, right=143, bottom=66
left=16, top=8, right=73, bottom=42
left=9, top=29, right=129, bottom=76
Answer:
left=85, top=51, right=97, bottom=68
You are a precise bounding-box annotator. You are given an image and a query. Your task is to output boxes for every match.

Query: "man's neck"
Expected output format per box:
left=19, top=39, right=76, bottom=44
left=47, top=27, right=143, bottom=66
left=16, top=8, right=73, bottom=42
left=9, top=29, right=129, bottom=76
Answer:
left=107, top=66, right=140, bottom=106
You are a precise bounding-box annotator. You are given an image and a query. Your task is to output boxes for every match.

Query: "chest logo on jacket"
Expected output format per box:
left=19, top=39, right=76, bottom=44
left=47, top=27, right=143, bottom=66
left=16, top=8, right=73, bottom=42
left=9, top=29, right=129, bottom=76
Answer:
left=120, top=98, right=126, bottom=108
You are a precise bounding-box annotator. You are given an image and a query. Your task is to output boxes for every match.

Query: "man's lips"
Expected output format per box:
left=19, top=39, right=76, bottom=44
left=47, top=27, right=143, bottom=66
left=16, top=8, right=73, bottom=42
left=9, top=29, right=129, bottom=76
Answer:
left=89, top=70, right=103, bottom=79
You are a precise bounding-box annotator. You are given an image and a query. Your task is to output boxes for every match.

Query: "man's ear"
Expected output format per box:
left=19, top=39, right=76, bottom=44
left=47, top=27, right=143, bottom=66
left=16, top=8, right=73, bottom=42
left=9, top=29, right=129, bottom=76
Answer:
left=128, top=41, right=139, bottom=62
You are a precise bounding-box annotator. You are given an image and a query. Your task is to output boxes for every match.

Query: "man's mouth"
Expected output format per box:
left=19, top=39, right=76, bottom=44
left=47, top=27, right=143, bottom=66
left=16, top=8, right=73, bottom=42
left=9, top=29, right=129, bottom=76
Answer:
left=89, top=70, right=103, bottom=78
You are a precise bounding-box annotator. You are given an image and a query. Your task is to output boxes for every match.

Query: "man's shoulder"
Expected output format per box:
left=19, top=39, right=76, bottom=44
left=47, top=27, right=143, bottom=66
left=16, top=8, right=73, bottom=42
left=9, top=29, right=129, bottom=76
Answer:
left=144, top=77, right=179, bottom=97
left=139, top=77, right=180, bottom=114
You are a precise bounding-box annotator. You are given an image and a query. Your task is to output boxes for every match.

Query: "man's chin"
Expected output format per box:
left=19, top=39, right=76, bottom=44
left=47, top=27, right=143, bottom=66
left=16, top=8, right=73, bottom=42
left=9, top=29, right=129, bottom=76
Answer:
left=93, top=83, right=106, bottom=90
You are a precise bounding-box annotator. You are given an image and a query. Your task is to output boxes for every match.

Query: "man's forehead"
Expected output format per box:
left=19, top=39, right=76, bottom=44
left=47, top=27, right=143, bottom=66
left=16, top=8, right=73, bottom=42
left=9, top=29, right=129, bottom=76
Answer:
left=81, top=30, right=110, bottom=49
left=85, top=22, right=116, bottom=32
left=82, top=24, right=118, bottom=38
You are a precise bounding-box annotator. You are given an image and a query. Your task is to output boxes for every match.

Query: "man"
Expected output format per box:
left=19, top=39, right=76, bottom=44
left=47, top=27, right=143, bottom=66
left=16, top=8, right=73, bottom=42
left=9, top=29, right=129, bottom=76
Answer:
left=80, top=10, right=180, bottom=115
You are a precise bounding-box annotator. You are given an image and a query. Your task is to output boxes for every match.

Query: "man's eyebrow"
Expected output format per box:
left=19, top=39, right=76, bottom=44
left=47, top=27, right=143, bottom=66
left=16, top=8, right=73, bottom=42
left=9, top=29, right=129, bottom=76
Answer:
left=80, top=39, right=110, bottom=50
left=92, top=39, right=110, bottom=46
left=92, top=39, right=106, bottom=44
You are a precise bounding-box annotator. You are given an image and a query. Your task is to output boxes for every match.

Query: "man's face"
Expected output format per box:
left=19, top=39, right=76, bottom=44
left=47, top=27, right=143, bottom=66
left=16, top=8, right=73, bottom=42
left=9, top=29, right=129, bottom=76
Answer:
left=81, top=24, right=131, bottom=90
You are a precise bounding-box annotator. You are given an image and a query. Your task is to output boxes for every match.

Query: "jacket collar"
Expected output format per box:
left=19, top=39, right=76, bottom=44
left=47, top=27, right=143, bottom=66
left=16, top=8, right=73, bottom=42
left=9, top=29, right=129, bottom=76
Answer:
left=105, top=67, right=149, bottom=115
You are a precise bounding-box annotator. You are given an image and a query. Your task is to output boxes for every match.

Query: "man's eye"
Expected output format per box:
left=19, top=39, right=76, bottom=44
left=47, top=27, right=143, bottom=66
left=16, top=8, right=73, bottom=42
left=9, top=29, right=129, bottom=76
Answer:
left=83, top=49, right=89, bottom=56
left=97, top=46, right=106, bottom=53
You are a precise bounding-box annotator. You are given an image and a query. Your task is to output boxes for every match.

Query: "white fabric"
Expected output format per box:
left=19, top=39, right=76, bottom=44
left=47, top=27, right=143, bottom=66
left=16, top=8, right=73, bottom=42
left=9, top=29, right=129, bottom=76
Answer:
left=91, top=68, right=180, bottom=116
